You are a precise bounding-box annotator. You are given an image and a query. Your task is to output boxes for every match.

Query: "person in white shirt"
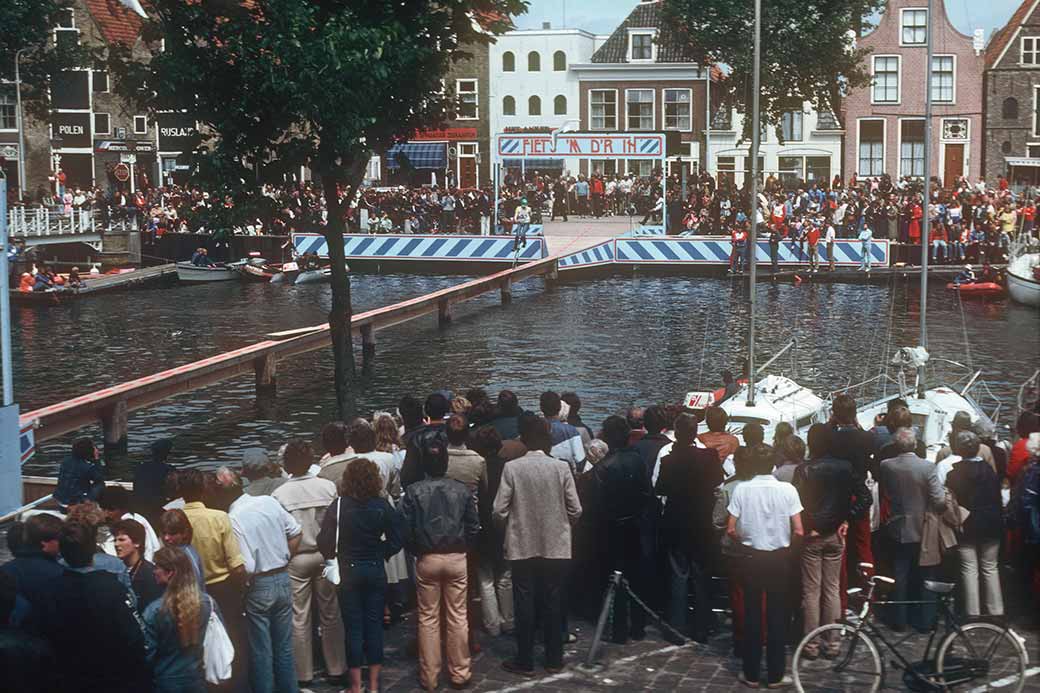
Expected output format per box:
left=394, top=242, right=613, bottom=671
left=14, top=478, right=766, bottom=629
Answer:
left=824, top=222, right=837, bottom=271
left=217, top=467, right=303, bottom=693
left=727, top=444, right=804, bottom=689
left=513, top=198, right=532, bottom=250
left=98, top=486, right=161, bottom=562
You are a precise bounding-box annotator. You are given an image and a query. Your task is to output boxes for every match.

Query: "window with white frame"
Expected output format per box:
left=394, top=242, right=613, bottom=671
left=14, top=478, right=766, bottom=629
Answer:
left=629, top=32, right=654, bottom=61
left=626, top=89, right=654, bottom=130
left=591, top=90, right=617, bottom=130
left=92, top=69, right=109, bottom=93
left=0, top=90, right=16, bottom=130
left=54, top=8, right=78, bottom=49
left=134, top=115, right=148, bottom=135
left=780, top=109, right=803, bottom=141
left=456, top=80, right=477, bottom=119
left=858, top=120, right=884, bottom=176
left=663, top=89, right=691, bottom=131
left=1022, top=37, right=1040, bottom=65
left=899, top=119, right=925, bottom=177
left=627, top=159, right=653, bottom=177
left=931, top=56, right=954, bottom=103
left=503, top=95, right=515, bottom=116
left=872, top=56, right=899, bottom=103
left=901, top=9, right=927, bottom=45
left=93, top=112, right=110, bottom=135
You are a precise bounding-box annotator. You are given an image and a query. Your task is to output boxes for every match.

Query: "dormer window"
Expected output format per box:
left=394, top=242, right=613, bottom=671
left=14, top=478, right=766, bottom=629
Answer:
left=1022, top=37, right=1040, bottom=65
left=628, top=29, right=656, bottom=62
left=900, top=9, right=927, bottom=46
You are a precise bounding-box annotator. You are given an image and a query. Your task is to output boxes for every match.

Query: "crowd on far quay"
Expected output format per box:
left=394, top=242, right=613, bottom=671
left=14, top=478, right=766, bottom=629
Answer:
left=3, top=384, right=1040, bottom=692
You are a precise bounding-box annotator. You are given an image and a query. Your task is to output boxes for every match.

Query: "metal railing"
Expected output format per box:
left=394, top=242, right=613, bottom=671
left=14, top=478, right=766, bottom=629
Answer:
left=7, top=206, right=97, bottom=237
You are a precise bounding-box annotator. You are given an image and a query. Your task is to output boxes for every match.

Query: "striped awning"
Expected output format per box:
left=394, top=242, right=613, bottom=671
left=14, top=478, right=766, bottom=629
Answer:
left=502, top=158, right=565, bottom=169
left=387, top=142, right=447, bottom=170
left=1006, top=157, right=1040, bottom=168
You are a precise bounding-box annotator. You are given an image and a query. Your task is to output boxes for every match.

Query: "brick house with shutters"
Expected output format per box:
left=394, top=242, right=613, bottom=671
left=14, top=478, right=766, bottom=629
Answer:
left=841, top=0, right=986, bottom=185
left=982, top=0, right=1040, bottom=186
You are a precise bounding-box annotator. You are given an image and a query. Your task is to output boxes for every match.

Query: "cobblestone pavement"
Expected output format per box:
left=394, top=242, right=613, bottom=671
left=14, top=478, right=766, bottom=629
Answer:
left=302, top=614, right=1040, bottom=692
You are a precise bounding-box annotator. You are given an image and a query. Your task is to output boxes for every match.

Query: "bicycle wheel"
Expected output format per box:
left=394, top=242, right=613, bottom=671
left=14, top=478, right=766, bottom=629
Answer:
left=793, top=623, right=883, bottom=693
left=936, top=621, right=1027, bottom=692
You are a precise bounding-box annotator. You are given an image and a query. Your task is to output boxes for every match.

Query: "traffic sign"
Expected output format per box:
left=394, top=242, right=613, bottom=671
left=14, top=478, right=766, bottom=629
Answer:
left=114, top=163, right=130, bottom=182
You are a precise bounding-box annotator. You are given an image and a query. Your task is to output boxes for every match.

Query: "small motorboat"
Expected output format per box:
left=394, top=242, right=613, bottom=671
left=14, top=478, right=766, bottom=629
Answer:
left=945, top=281, right=1004, bottom=297
left=270, top=261, right=300, bottom=284
left=294, top=268, right=333, bottom=285
left=175, top=262, right=238, bottom=283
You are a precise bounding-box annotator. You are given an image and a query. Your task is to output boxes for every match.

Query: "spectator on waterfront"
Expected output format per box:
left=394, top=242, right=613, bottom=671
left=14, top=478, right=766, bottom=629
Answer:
left=40, top=520, right=150, bottom=693
left=829, top=395, right=875, bottom=582
left=655, top=413, right=723, bottom=642
left=320, top=421, right=375, bottom=488
left=445, top=414, right=488, bottom=496
left=945, top=431, right=1004, bottom=618
left=540, top=391, right=585, bottom=474
left=54, top=437, right=105, bottom=509
left=158, top=509, right=206, bottom=592
left=469, top=425, right=514, bottom=637
left=99, top=485, right=162, bottom=561
left=143, top=546, right=210, bottom=693
left=1010, top=412, right=1040, bottom=483
left=112, top=518, right=163, bottom=611
left=494, top=414, right=582, bottom=676
left=401, top=393, right=451, bottom=488
left=318, top=459, right=403, bottom=693
left=271, top=439, right=347, bottom=687
left=179, top=469, right=248, bottom=688
left=699, top=407, right=740, bottom=466
left=401, top=435, right=479, bottom=690
left=242, top=448, right=287, bottom=496
left=561, top=392, right=594, bottom=450
left=0, top=571, right=59, bottom=693
left=773, top=435, right=806, bottom=483
left=726, top=444, right=804, bottom=688
left=218, top=467, right=302, bottom=693
left=0, top=514, right=64, bottom=627
left=134, top=438, right=175, bottom=526
left=792, top=425, right=869, bottom=657
left=490, top=390, right=523, bottom=442
left=877, top=428, right=945, bottom=631
left=64, top=501, right=132, bottom=591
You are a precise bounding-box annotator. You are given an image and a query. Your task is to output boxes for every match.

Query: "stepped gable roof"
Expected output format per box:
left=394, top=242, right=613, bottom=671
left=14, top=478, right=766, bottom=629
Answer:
left=84, top=0, right=145, bottom=46
left=590, top=0, right=698, bottom=64
left=986, top=0, right=1035, bottom=68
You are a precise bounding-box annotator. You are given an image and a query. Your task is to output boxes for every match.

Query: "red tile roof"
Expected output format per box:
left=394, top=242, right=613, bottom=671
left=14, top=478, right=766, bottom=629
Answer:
left=986, top=0, right=1035, bottom=68
left=84, top=0, right=145, bottom=47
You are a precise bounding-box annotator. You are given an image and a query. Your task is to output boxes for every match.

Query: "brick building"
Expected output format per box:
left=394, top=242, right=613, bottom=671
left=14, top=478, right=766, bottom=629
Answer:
left=982, top=0, right=1040, bottom=186
left=570, top=0, right=717, bottom=178
left=841, top=0, right=986, bottom=184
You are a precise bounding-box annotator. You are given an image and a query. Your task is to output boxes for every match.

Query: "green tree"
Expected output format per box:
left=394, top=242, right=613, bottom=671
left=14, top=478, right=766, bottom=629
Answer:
left=1, top=0, right=91, bottom=116
left=110, top=0, right=523, bottom=418
left=663, top=0, right=882, bottom=138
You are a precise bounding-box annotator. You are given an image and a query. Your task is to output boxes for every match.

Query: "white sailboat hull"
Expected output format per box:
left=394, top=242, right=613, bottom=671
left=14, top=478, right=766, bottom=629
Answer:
left=1007, top=252, right=1040, bottom=307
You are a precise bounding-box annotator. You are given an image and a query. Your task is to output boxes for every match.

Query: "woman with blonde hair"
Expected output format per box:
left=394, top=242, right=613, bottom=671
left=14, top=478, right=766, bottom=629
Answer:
left=373, top=412, right=402, bottom=455
left=143, top=546, right=212, bottom=692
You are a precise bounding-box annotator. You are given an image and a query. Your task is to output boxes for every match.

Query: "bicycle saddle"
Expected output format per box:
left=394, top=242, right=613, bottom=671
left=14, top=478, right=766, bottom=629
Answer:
left=924, top=580, right=955, bottom=594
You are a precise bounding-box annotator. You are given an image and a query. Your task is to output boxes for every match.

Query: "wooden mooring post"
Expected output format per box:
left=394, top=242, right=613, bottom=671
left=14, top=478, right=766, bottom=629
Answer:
left=101, top=400, right=128, bottom=455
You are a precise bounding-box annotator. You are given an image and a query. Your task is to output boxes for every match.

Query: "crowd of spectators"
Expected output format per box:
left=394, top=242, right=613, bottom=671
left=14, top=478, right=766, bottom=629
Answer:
left=4, top=386, right=1039, bottom=691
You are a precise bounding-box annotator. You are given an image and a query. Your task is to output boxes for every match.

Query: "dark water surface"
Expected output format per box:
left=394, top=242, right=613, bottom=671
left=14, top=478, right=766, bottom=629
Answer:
left=12, top=272, right=1040, bottom=476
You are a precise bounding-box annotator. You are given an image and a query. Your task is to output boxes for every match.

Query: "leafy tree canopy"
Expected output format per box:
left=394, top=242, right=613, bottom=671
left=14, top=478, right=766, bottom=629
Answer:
left=663, top=0, right=883, bottom=137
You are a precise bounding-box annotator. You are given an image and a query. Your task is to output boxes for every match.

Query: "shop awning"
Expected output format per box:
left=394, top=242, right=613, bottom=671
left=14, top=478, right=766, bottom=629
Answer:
left=386, top=142, right=447, bottom=170
left=1005, top=157, right=1040, bottom=168
left=503, top=158, right=565, bottom=169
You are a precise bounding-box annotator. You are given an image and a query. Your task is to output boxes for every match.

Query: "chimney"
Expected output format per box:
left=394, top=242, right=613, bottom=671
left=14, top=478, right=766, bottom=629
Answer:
left=542, top=21, right=551, bottom=29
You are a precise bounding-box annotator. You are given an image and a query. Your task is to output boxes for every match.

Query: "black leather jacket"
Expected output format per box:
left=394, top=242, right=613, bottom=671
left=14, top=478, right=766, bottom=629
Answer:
left=400, top=424, right=447, bottom=489
left=400, top=477, right=479, bottom=555
left=594, top=447, right=652, bottom=526
left=792, top=455, right=872, bottom=536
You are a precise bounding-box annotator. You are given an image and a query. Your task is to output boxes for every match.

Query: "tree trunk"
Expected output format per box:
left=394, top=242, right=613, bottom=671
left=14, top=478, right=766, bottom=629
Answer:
left=320, top=174, right=358, bottom=420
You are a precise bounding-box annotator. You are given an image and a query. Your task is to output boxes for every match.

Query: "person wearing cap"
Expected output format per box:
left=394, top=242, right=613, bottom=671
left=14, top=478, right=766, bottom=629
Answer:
left=954, top=264, right=977, bottom=285
left=134, top=439, right=175, bottom=527
left=242, top=448, right=287, bottom=497
left=512, top=197, right=532, bottom=251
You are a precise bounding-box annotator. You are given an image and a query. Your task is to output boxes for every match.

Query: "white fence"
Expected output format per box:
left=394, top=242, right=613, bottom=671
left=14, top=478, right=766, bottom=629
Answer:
left=7, top=207, right=98, bottom=238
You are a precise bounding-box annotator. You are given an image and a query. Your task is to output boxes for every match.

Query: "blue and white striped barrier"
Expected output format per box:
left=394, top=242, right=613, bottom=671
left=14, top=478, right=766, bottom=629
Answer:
left=292, top=233, right=548, bottom=263
left=612, top=238, right=890, bottom=267
left=622, top=226, right=665, bottom=237
left=494, top=225, right=543, bottom=236
left=20, top=421, right=34, bottom=464
left=558, top=241, right=615, bottom=270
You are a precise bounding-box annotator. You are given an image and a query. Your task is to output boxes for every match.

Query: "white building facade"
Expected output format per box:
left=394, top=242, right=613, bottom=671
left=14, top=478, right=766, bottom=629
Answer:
left=489, top=27, right=605, bottom=176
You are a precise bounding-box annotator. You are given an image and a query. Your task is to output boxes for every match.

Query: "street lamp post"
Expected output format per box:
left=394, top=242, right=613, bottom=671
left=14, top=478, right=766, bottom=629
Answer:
left=14, top=48, right=30, bottom=202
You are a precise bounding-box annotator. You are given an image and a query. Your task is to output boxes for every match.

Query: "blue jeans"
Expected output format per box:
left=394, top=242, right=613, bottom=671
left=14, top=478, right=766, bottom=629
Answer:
left=340, top=559, right=387, bottom=668
left=245, top=570, right=298, bottom=693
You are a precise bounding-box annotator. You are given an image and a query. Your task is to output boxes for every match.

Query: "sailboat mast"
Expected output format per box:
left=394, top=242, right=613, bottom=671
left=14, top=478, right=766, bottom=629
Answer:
left=746, top=0, right=762, bottom=407
left=918, top=0, right=933, bottom=397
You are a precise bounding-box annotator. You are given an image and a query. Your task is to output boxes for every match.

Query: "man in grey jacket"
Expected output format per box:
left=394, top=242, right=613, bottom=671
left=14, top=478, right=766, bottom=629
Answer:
left=877, top=428, right=946, bottom=632
left=494, top=414, right=582, bottom=677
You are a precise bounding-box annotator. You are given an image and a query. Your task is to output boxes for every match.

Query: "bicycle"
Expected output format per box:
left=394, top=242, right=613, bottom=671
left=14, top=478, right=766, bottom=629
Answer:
left=792, top=563, right=1029, bottom=692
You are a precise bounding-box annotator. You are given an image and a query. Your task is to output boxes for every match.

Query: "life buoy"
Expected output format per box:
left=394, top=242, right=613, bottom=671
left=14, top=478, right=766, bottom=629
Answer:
left=18, top=273, right=33, bottom=293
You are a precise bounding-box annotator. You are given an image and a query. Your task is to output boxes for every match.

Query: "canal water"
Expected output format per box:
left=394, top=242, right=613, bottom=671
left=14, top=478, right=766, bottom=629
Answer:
left=12, top=272, right=1039, bottom=477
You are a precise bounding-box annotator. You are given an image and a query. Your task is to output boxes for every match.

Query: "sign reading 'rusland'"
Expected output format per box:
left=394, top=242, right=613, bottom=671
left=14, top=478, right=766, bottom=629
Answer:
left=496, top=133, right=665, bottom=159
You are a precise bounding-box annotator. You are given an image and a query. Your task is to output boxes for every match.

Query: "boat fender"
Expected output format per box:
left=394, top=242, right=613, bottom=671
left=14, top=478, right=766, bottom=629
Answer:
left=793, top=274, right=803, bottom=285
